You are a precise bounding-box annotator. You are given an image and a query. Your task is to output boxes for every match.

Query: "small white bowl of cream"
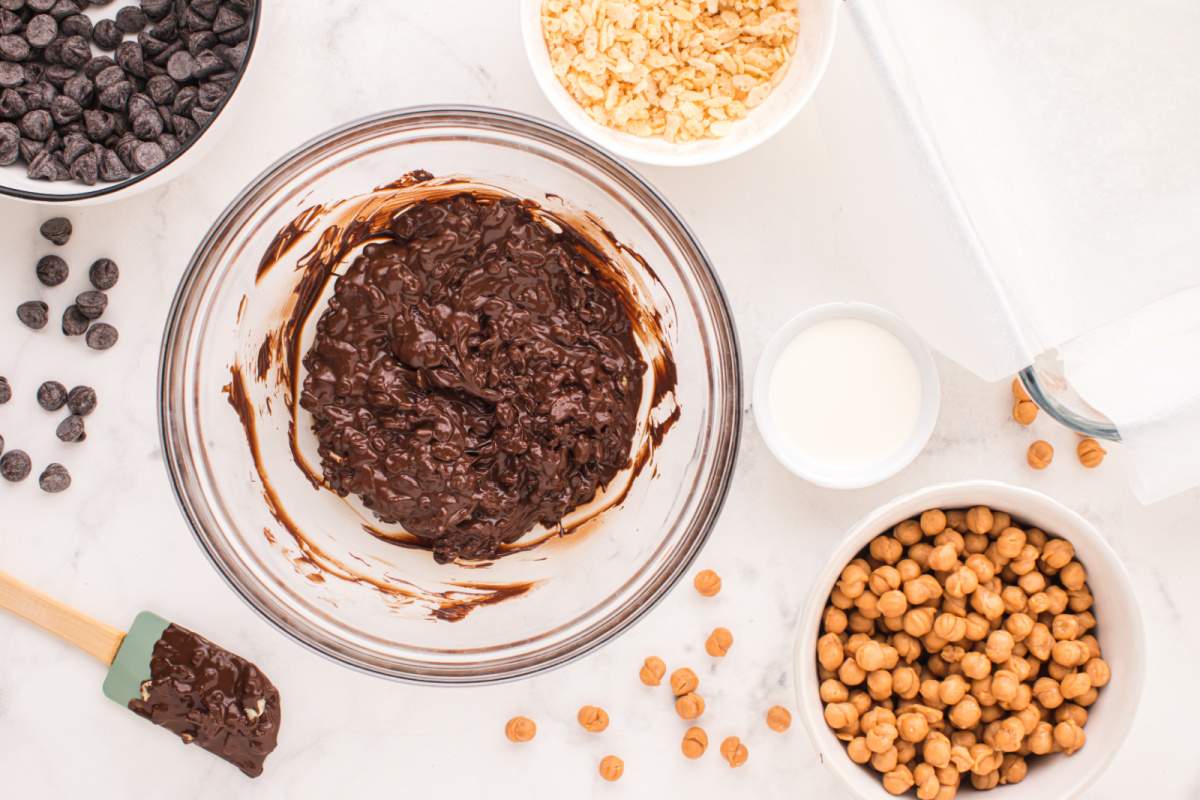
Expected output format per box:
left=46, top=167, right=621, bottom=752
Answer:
left=754, top=302, right=940, bottom=488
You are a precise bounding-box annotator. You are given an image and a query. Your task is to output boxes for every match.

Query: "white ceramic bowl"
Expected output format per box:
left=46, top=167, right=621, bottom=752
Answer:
left=0, top=1, right=265, bottom=205
left=520, top=0, right=838, bottom=166
left=754, top=302, right=940, bottom=489
left=794, top=481, right=1146, bottom=800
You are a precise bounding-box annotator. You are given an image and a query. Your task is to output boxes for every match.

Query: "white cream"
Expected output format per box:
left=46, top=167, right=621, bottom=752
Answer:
left=768, top=318, right=923, bottom=467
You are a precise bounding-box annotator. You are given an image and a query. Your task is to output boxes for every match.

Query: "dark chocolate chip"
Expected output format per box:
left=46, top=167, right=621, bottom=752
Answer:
left=156, top=130, right=177, bottom=155
left=84, top=321, right=117, bottom=349
left=61, top=303, right=88, bottom=334
left=36, top=254, right=68, bottom=285
left=28, top=0, right=55, bottom=11
left=67, top=147, right=95, bottom=182
left=97, top=146, right=127, bottom=180
left=38, top=461, right=70, bottom=492
left=216, top=22, right=248, bottom=46
left=0, top=9, right=19, bottom=36
left=0, top=63, right=23, bottom=90
left=97, top=79, right=131, bottom=110
left=185, top=30, right=215, bottom=55
left=1, top=449, right=31, bottom=482
left=92, top=17, right=122, bottom=49
left=43, top=63, right=77, bottom=87
left=61, top=130, right=89, bottom=161
left=23, top=14, right=57, bottom=47
left=59, top=12, right=91, bottom=38
left=211, top=5, right=242, bottom=34
left=137, top=30, right=169, bottom=58
left=165, top=49, right=195, bottom=81
left=88, top=257, right=118, bottom=289
left=114, top=5, right=146, bottom=33
left=189, top=104, right=211, bottom=126
left=66, top=384, right=95, bottom=415
left=170, top=83, right=195, bottom=113
left=83, top=55, right=115, bottom=78
left=17, top=299, right=49, bottom=328
left=190, top=0, right=218, bottom=19
left=0, top=34, right=31, bottom=62
left=0, top=119, right=17, bottom=163
left=36, top=379, right=66, bottom=410
left=62, top=72, right=92, bottom=104
left=94, top=63, right=124, bottom=88
left=48, top=0, right=79, bottom=20
left=0, top=375, right=10, bottom=404
left=55, top=413, right=85, bottom=441
left=130, top=138, right=162, bottom=169
left=75, top=289, right=106, bottom=319
left=82, top=107, right=113, bottom=140
left=115, top=39, right=145, bottom=77
left=49, top=93, right=80, bottom=124
left=147, top=14, right=175, bottom=41
left=59, top=34, right=90, bottom=68
left=140, top=0, right=170, bottom=20
left=39, top=215, right=70, bottom=244
left=19, top=107, right=51, bottom=139
left=145, top=72, right=175, bottom=103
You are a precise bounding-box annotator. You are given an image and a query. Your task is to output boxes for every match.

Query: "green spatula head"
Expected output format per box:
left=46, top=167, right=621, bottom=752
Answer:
left=102, top=611, right=169, bottom=706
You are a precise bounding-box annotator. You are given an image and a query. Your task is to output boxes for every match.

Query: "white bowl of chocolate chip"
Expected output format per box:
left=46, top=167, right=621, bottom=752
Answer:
left=0, top=0, right=261, bottom=204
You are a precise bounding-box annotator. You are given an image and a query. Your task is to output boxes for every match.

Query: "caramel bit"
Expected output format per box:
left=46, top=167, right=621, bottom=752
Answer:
left=1077, top=438, right=1107, bottom=468
left=705, top=626, right=734, bottom=657
left=681, top=726, right=708, bottom=759
left=1027, top=440, right=1054, bottom=469
left=675, top=692, right=706, bottom=720
left=577, top=705, right=610, bottom=733
left=766, top=705, right=792, bottom=733
left=598, top=755, right=624, bottom=782
left=505, top=716, right=536, bottom=743
left=670, top=667, right=699, bottom=697
left=639, top=656, right=666, bottom=686
left=1011, top=377, right=1031, bottom=402
left=693, top=568, right=722, bottom=597
left=719, top=736, right=748, bottom=768
left=1012, top=400, right=1038, bottom=426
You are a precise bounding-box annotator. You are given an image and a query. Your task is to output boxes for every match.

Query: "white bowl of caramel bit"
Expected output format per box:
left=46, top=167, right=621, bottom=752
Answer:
left=794, top=481, right=1144, bottom=799
left=522, top=0, right=838, bottom=166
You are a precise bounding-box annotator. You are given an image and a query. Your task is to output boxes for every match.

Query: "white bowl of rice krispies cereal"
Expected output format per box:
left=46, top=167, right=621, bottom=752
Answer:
left=523, top=0, right=837, bottom=166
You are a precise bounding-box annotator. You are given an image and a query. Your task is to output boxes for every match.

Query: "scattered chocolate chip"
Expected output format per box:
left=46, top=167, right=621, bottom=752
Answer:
left=88, top=257, right=118, bottom=289
left=75, top=289, right=107, bottom=319
left=36, top=379, right=67, bottom=410
left=55, top=413, right=85, bottom=441
left=39, top=216, right=71, bottom=245
left=115, top=5, right=147, bottom=33
left=1, top=449, right=31, bottom=482
left=66, top=384, right=95, bottom=415
left=17, top=300, right=49, bottom=329
left=35, top=254, right=68, bottom=286
left=38, top=462, right=71, bottom=492
left=85, top=321, right=117, bottom=349
left=61, top=303, right=88, bottom=335
left=0, top=376, right=10, bottom=404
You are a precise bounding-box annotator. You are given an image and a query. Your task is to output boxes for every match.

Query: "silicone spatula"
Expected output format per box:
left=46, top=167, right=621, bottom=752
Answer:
left=0, top=569, right=280, bottom=777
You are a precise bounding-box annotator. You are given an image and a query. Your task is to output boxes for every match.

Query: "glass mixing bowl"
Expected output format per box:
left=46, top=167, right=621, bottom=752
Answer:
left=159, top=106, right=741, bottom=684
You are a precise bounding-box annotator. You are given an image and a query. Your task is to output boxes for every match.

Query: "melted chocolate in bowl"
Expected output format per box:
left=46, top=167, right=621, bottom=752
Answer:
left=299, top=193, right=647, bottom=564
left=227, top=171, right=678, bottom=619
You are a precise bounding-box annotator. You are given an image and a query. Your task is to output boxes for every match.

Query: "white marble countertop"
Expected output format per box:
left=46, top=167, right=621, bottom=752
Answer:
left=1, top=3, right=1195, bottom=798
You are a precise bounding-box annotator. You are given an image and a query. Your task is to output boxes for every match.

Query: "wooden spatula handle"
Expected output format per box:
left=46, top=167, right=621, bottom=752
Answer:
left=0, top=570, right=125, bottom=665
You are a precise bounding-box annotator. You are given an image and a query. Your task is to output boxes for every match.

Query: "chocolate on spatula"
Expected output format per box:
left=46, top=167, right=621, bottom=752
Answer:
left=0, top=570, right=281, bottom=778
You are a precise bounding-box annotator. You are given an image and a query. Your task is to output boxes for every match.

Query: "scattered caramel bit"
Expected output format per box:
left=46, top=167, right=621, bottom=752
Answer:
left=670, top=667, right=699, bottom=697
left=1077, top=438, right=1107, bottom=468
left=705, top=626, right=733, bottom=657
left=541, top=0, right=801, bottom=143
left=719, top=735, right=748, bottom=768
left=1012, top=376, right=1031, bottom=402
left=766, top=705, right=791, bottom=733
left=577, top=705, right=610, bottom=733
left=505, top=716, right=537, bottom=743
left=675, top=692, right=705, bottom=720
left=1013, top=400, right=1039, bottom=426
left=681, top=726, right=708, bottom=759
left=598, top=755, right=624, bottom=782
left=639, top=656, right=666, bottom=686
left=693, top=569, right=722, bottom=597
left=1028, top=440, right=1054, bottom=469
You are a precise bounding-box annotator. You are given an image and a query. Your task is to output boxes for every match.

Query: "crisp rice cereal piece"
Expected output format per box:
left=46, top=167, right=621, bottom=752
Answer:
left=541, top=0, right=801, bottom=143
